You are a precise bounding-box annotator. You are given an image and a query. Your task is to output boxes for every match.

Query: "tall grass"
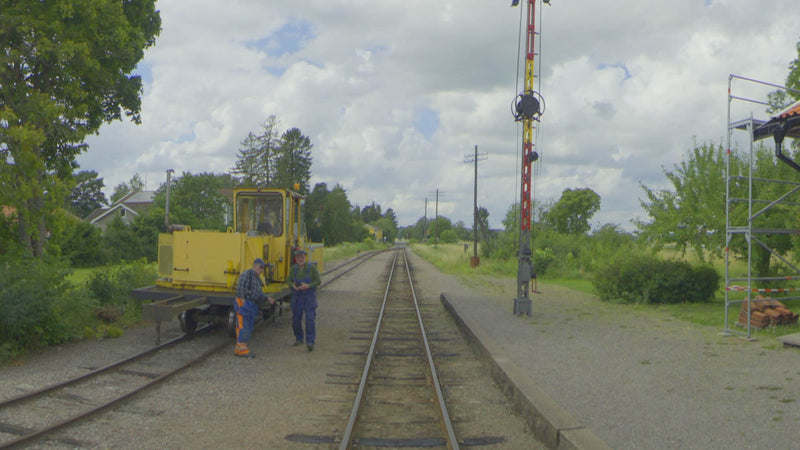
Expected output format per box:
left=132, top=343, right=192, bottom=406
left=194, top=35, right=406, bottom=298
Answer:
left=411, top=242, right=516, bottom=277
left=410, top=242, right=800, bottom=340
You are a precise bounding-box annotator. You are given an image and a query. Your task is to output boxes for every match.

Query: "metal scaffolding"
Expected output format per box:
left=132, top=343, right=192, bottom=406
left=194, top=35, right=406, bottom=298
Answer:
left=724, top=75, right=800, bottom=339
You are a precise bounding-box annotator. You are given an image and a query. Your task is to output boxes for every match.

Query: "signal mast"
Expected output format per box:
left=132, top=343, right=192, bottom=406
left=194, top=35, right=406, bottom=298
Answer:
left=511, top=0, right=547, bottom=316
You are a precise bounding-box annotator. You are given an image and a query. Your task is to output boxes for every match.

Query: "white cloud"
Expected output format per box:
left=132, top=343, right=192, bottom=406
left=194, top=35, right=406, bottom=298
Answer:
left=78, top=0, right=800, bottom=231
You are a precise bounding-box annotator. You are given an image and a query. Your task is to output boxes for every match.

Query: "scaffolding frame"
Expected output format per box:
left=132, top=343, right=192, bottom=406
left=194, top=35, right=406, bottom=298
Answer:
left=724, top=75, right=800, bottom=339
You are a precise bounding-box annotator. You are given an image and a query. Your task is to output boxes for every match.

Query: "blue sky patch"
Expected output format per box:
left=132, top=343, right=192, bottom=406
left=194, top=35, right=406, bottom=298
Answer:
left=413, top=107, right=439, bottom=140
left=135, top=61, right=153, bottom=85
left=267, top=66, right=287, bottom=77
left=598, top=62, right=632, bottom=83
left=176, top=130, right=196, bottom=143
left=248, top=19, right=314, bottom=58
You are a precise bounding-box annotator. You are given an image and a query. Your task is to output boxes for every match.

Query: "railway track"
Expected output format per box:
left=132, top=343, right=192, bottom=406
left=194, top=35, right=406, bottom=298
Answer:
left=285, top=247, right=529, bottom=448
left=339, top=247, right=459, bottom=449
left=0, top=250, right=382, bottom=449
left=0, top=326, right=228, bottom=449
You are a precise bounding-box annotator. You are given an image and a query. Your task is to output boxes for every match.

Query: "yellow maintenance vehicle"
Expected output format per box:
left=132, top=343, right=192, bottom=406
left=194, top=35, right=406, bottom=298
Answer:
left=132, top=187, right=323, bottom=341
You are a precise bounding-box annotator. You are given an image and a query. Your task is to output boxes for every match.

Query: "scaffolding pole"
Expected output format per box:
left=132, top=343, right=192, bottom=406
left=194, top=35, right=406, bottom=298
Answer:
left=724, top=74, right=800, bottom=339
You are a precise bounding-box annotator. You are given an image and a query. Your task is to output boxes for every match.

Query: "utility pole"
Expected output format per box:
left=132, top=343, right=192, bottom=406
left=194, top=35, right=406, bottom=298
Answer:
left=464, top=145, right=487, bottom=267
left=164, top=169, right=174, bottom=230
left=434, top=189, right=439, bottom=248
left=426, top=189, right=444, bottom=247
left=423, top=197, right=428, bottom=242
left=511, top=0, right=547, bottom=316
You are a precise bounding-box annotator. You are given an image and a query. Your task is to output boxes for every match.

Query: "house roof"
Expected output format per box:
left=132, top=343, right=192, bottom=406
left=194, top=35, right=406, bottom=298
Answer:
left=84, top=207, right=108, bottom=222
left=754, top=98, right=800, bottom=142
left=774, top=99, right=800, bottom=121
left=114, top=190, right=155, bottom=205
left=88, top=190, right=155, bottom=224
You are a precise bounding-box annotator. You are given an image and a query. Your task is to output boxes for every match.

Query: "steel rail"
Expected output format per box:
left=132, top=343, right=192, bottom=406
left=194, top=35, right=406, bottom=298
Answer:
left=338, top=247, right=459, bottom=450
left=321, top=248, right=379, bottom=276
left=320, top=249, right=386, bottom=287
left=0, top=248, right=377, bottom=411
left=339, top=248, right=400, bottom=449
left=0, top=324, right=212, bottom=409
left=0, top=338, right=229, bottom=449
left=403, top=249, right=459, bottom=450
left=0, top=247, right=389, bottom=448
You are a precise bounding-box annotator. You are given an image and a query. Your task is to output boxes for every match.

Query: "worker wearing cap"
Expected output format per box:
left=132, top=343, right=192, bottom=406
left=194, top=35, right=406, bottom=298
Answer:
left=287, top=249, right=321, bottom=351
left=234, top=258, right=275, bottom=358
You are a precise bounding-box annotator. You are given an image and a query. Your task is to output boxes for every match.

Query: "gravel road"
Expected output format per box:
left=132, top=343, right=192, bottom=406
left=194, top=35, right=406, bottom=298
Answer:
left=406, top=251, right=800, bottom=450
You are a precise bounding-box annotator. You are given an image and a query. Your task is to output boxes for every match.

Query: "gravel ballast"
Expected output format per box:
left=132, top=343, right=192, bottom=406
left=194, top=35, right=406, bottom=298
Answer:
left=406, top=251, right=800, bottom=449
left=6, top=248, right=800, bottom=449
left=1, top=251, right=544, bottom=449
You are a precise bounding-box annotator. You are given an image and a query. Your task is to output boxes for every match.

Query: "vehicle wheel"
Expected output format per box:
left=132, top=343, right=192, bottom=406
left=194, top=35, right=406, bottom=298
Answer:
left=179, top=310, right=197, bottom=338
left=226, top=308, right=237, bottom=338
left=262, top=303, right=277, bottom=322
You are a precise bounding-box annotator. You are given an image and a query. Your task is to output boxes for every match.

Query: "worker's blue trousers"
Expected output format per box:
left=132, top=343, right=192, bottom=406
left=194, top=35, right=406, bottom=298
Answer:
left=291, top=293, right=317, bottom=345
left=233, top=298, right=257, bottom=355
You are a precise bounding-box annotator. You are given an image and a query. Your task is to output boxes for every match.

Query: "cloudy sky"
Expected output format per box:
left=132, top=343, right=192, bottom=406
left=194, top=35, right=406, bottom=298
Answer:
left=77, top=0, right=800, bottom=230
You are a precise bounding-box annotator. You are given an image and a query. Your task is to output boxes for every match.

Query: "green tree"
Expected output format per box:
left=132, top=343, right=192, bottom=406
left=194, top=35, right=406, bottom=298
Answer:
left=383, top=208, right=399, bottom=241
left=503, top=203, right=520, bottom=234
left=110, top=173, right=146, bottom=204
left=231, top=115, right=281, bottom=188
left=767, top=40, right=800, bottom=110
left=305, top=182, right=328, bottom=243
left=0, top=211, right=17, bottom=256
left=546, top=188, right=601, bottom=235
left=274, top=127, right=312, bottom=194
left=0, top=1, right=160, bottom=257
left=440, top=229, right=458, bottom=244
left=743, top=145, right=799, bottom=277
left=639, top=141, right=800, bottom=277
left=321, top=184, right=358, bottom=246
left=68, top=170, right=107, bottom=218
left=372, top=217, right=395, bottom=243
left=637, top=143, right=729, bottom=261
left=409, top=216, right=429, bottom=241
left=48, top=211, right=107, bottom=266
left=103, top=214, right=157, bottom=263
left=452, top=220, right=469, bottom=241
left=151, top=172, right=231, bottom=231
left=361, top=202, right=382, bottom=223
left=429, top=216, right=453, bottom=242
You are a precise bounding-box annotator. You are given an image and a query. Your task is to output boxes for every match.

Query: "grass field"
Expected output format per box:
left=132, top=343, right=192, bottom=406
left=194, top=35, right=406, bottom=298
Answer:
left=410, top=242, right=800, bottom=341
left=65, top=242, right=800, bottom=342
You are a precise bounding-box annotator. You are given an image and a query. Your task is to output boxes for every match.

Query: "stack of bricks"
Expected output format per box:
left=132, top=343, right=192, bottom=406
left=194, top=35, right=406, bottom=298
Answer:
left=738, top=298, right=799, bottom=329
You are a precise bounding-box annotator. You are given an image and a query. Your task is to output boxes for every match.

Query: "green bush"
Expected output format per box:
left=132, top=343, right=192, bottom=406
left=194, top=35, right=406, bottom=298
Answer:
left=583, top=224, right=636, bottom=273
left=60, top=219, right=109, bottom=266
left=593, top=254, right=719, bottom=304
left=103, top=216, right=159, bottom=263
left=532, top=247, right=556, bottom=276
left=0, top=256, right=76, bottom=355
left=87, top=259, right=157, bottom=305
left=440, top=229, right=458, bottom=244
left=0, top=257, right=157, bottom=361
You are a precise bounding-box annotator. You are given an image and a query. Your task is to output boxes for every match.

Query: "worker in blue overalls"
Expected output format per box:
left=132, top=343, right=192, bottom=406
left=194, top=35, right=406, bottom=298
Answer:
left=287, top=249, right=321, bottom=351
left=234, top=258, right=274, bottom=358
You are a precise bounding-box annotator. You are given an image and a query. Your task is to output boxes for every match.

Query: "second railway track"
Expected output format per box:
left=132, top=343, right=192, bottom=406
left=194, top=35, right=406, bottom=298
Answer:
left=0, top=248, right=543, bottom=449
left=0, top=250, right=382, bottom=449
